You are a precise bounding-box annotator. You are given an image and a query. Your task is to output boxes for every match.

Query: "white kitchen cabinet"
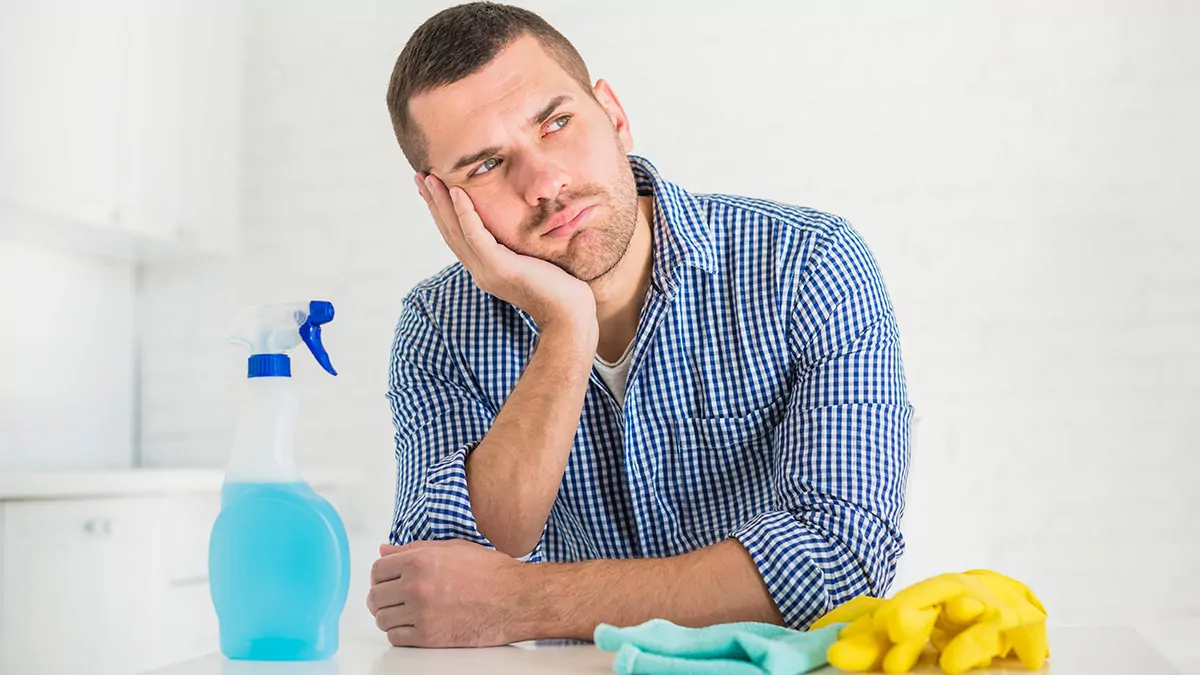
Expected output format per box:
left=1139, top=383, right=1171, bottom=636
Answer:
left=0, top=471, right=359, bottom=675
left=0, top=0, right=242, bottom=260
left=0, top=2, right=125, bottom=235
left=118, top=0, right=243, bottom=255
left=0, top=497, right=167, bottom=675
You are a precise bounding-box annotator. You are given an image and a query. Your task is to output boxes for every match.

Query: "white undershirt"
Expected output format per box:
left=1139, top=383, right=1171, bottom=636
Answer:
left=594, top=342, right=635, bottom=407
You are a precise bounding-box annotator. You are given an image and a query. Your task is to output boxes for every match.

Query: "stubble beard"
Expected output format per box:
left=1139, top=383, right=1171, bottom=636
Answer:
left=516, top=151, right=639, bottom=283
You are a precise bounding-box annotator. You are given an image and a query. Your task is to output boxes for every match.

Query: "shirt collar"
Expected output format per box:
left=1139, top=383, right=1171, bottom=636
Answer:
left=629, top=154, right=719, bottom=296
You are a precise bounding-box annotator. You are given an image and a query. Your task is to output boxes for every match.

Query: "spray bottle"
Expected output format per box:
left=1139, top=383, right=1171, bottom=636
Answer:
left=208, top=300, right=350, bottom=661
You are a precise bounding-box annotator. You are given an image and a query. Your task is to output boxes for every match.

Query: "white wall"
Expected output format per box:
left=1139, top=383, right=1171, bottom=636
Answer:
left=139, top=0, right=1200, bottom=669
left=0, top=239, right=136, bottom=469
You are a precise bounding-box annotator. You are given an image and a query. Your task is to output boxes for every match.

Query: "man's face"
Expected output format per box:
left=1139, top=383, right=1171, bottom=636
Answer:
left=409, top=36, right=638, bottom=282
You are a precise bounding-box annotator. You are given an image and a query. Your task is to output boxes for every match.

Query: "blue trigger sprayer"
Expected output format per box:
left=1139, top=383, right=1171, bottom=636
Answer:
left=208, top=301, right=350, bottom=661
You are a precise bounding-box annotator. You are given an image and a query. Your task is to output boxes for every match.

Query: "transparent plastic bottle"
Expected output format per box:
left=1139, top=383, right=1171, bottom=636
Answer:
left=208, top=301, right=350, bottom=661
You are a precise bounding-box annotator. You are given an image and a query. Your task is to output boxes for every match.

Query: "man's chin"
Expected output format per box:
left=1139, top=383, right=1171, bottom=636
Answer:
left=539, top=255, right=604, bottom=283
left=570, top=255, right=625, bottom=284
left=574, top=234, right=637, bottom=282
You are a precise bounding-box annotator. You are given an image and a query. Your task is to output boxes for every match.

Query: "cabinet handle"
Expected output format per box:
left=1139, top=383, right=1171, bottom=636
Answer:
left=82, top=518, right=114, bottom=535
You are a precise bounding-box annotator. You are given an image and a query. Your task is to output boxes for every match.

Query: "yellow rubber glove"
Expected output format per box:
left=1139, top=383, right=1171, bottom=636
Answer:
left=814, top=569, right=1048, bottom=675
left=810, top=595, right=886, bottom=630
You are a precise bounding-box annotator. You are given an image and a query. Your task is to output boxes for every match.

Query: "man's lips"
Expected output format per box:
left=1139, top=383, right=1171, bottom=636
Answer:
left=541, top=202, right=594, bottom=237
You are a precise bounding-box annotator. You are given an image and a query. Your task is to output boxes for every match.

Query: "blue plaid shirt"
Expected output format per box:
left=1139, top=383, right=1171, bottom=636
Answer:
left=388, top=155, right=912, bottom=629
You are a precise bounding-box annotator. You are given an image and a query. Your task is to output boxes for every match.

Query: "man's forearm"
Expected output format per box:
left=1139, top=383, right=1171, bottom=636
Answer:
left=465, top=324, right=594, bottom=557
left=519, top=539, right=784, bottom=641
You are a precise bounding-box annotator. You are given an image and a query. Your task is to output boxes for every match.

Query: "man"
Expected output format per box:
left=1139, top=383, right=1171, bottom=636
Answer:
left=369, top=1, right=913, bottom=648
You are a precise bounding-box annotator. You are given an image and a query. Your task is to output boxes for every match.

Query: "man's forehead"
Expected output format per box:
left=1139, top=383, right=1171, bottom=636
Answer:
left=409, top=37, right=584, bottom=170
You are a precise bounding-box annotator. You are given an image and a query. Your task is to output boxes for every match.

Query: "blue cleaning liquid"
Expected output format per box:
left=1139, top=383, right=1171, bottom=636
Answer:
left=208, top=482, right=351, bottom=661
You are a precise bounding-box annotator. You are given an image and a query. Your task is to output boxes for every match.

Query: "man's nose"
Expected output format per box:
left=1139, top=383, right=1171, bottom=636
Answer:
left=517, top=155, right=570, bottom=207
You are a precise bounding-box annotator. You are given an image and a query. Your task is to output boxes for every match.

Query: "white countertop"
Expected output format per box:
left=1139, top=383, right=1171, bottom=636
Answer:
left=0, top=468, right=361, bottom=500
left=143, top=625, right=1182, bottom=675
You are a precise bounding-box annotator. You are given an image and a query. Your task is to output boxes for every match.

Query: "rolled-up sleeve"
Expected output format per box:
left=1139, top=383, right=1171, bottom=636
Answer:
left=731, top=222, right=912, bottom=629
left=386, top=294, right=546, bottom=562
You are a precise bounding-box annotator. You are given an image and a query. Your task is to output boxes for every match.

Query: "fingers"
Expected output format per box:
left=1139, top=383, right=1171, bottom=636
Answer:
left=367, top=578, right=405, bottom=615
left=418, top=173, right=481, bottom=271
left=379, top=543, right=404, bottom=556
left=387, top=626, right=423, bottom=648
left=369, top=541, right=436, bottom=611
left=414, top=173, right=456, bottom=249
left=447, top=185, right=501, bottom=257
left=371, top=552, right=405, bottom=585
left=375, top=604, right=415, bottom=633
left=371, top=587, right=428, bottom=648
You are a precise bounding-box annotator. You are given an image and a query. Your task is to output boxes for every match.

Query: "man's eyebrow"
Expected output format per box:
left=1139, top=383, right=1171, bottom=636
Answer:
left=450, top=145, right=502, bottom=174
left=528, top=94, right=571, bottom=128
left=448, top=95, right=574, bottom=174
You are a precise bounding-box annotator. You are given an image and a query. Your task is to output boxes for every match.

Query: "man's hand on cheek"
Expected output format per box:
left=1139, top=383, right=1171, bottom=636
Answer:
left=414, top=173, right=598, bottom=342
left=366, top=539, right=534, bottom=648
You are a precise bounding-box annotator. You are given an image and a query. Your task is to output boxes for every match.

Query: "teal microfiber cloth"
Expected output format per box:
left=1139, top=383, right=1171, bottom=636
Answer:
left=593, top=619, right=847, bottom=675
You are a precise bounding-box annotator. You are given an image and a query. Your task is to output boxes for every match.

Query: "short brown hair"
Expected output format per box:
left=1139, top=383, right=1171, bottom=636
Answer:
left=386, top=2, right=593, bottom=171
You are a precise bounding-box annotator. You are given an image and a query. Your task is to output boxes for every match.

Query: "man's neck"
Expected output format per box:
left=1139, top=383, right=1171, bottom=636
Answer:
left=590, top=195, right=655, bottom=363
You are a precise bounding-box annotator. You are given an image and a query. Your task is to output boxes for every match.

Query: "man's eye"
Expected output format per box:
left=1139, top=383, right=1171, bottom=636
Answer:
left=548, top=114, right=571, bottom=132
left=473, top=157, right=502, bottom=176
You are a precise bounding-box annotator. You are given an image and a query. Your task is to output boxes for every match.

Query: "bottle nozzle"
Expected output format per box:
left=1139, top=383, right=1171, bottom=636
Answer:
left=300, top=301, right=338, bottom=376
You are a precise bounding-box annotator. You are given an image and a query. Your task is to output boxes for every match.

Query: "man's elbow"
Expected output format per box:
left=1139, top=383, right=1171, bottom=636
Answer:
left=481, top=528, right=541, bottom=560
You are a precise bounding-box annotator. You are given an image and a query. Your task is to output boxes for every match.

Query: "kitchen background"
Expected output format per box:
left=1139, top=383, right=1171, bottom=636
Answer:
left=1, top=0, right=1197, bottom=673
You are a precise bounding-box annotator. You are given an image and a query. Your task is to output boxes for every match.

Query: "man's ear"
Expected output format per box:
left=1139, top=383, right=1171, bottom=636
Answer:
left=592, top=78, right=634, bottom=153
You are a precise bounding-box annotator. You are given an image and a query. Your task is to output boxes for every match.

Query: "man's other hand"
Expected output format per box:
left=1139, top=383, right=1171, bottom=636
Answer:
left=367, top=539, right=534, bottom=648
